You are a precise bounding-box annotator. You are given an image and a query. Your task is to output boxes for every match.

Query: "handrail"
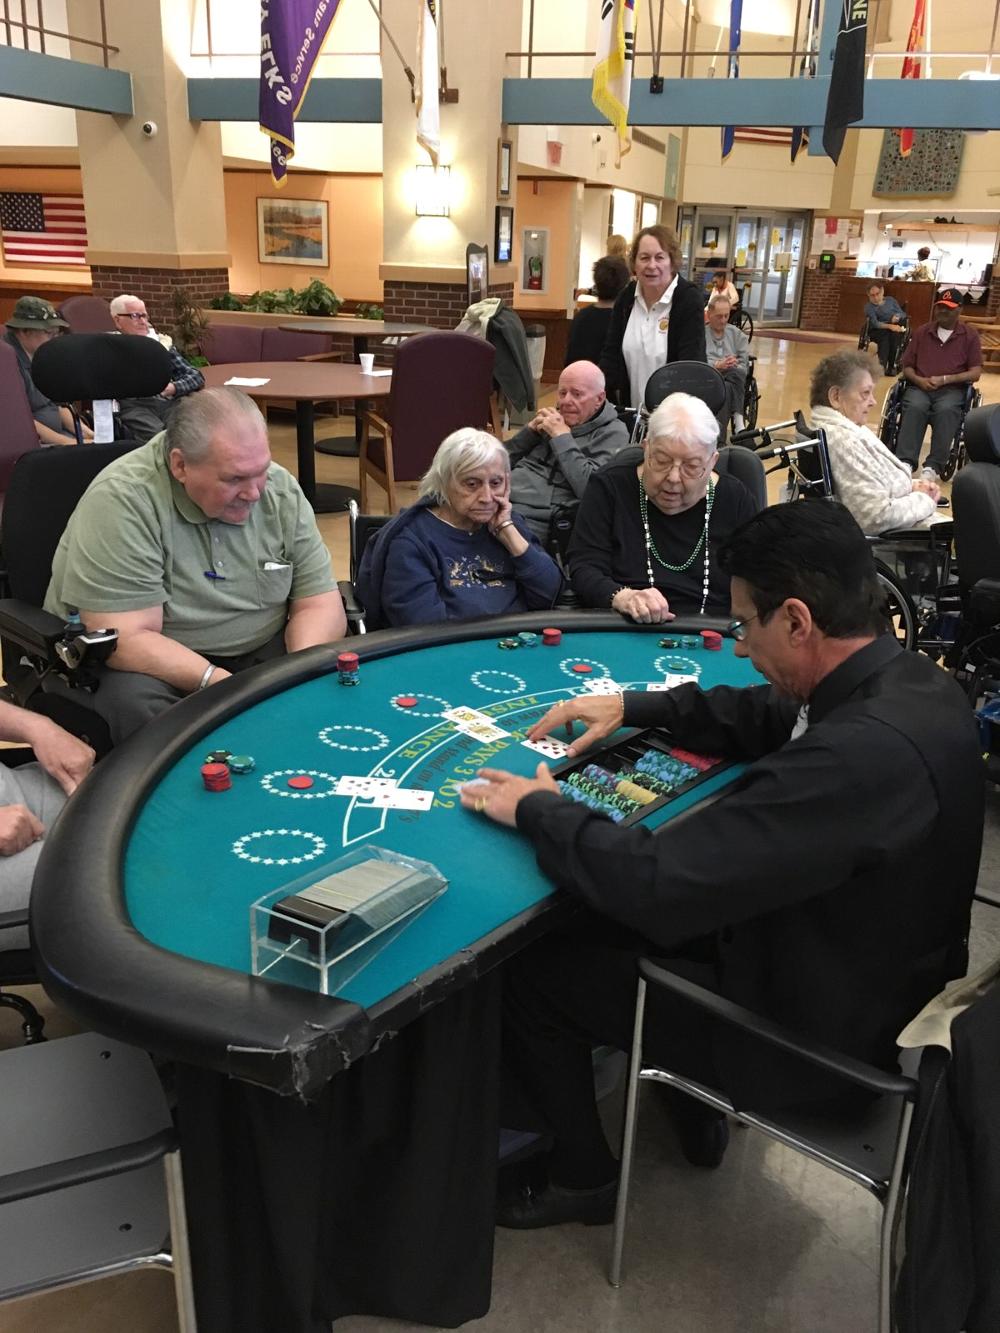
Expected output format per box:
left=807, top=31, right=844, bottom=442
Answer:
left=0, top=0, right=118, bottom=67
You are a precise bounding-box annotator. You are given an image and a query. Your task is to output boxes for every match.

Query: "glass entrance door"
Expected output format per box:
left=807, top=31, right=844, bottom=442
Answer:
left=732, top=211, right=808, bottom=327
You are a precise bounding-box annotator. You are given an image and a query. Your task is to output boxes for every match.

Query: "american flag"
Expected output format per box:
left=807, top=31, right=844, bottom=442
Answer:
left=733, top=127, right=795, bottom=147
left=0, top=193, right=88, bottom=266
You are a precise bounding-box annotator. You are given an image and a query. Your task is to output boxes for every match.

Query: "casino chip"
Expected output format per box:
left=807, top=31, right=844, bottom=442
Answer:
left=542, top=627, right=562, bottom=646
left=287, top=775, right=314, bottom=790
left=572, top=663, right=593, bottom=674
left=700, top=630, right=723, bottom=651
left=395, top=695, right=418, bottom=708
left=201, top=762, right=231, bottom=793
left=204, top=749, right=232, bottom=765
left=228, top=755, right=255, bottom=774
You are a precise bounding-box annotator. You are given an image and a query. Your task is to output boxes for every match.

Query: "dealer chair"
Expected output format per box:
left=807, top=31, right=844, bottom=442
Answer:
left=31, top=331, right=173, bottom=445
left=338, top=499, right=392, bottom=634
left=0, top=340, right=41, bottom=511
left=358, top=332, right=496, bottom=513
left=610, top=960, right=919, bottom=1333
left=57, top=295, right=115, bottom=334
left=0, top=1030, right=196, bottom=1329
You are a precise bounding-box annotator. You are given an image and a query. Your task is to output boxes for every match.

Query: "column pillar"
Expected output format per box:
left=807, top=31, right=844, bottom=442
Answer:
left=71, top=0, right=230, bottom=330
left=379, top=0, right=521, bottom=327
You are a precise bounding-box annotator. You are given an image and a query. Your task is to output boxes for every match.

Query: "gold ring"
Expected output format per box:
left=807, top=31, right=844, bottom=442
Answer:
left=474, top=797, right=487, bottom=814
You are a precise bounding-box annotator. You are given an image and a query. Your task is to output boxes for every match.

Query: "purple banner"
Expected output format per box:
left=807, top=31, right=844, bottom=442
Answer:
left=260, top=0, right=342, bottom=186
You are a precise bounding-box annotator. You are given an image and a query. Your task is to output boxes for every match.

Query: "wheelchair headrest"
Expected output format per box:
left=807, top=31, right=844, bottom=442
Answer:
left=644, top=361, right=727, bottom=416
left=31, top=333, right=173, bottom=402
left=963, top=404, right=1000, bottom=466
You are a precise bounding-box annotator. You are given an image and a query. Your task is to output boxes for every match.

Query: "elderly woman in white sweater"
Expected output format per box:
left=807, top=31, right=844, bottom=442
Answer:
left=809, top=351, right=941, bottom=535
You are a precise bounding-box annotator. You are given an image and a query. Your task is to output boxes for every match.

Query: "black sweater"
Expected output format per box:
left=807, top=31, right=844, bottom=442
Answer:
left=598, top=276, right=707, bottom=404
left=567, top=457, right=758, bottom=613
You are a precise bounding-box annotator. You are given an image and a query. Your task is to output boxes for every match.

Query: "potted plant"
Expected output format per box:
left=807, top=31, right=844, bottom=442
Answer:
left=170, top=289, right=210, bottom=366
left=291, top=280, right=343, bottom=316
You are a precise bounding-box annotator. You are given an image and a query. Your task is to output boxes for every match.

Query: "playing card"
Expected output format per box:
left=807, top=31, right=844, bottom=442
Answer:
left=522, top=735, right=571, bottom=759
left=443, top=706, right=509, bottom=742
left=465, top=722, right=510, bottom=742
left=578, top=677, right=623, bottom=696
left=362, top=787, right=434, bottom=811
left=335, top=775, right=398, bottom=796
left=647, top=674, right=699, bottom=692
left=443, top=706, right=492, bottom=727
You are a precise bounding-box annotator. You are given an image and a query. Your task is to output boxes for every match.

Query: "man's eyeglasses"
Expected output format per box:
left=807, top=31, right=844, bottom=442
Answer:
left=728, top=613, right=759, bottom=641
left=116, top=311, right=149, bottom=322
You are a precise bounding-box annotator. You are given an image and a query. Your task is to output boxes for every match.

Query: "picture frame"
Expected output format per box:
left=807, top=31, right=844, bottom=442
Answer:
left=494, top=206, right=513, bottom=264
left=497, top=139, right=513, bottom=199
left=701, top=225, right=719, bottom=247
left=466, top=242, right=490, bottom=307
left=257, top=197, right=329, bottom=267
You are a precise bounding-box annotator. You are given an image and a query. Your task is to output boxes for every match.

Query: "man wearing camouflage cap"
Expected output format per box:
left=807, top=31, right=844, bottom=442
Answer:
left=3, top=296, right=92, bottom=445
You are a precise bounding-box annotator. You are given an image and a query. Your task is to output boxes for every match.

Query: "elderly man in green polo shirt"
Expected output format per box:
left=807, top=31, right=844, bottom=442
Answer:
left=44, top=386, right=346, bottom=743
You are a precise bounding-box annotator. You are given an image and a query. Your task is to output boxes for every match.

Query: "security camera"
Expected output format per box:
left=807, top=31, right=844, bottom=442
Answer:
left=593, top=133, right=603, bottom=144
left=141, top=121, right=158, bottom=138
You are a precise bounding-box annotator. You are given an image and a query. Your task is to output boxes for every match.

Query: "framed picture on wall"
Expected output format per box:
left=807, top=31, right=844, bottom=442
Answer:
left=497, top=140, right=513, bottom=199
left=701, top=225, right=719, bottom=247
left=257, top=197, right=329, bottom=266
left=467, top=242, right=490, bottom=306
left=494, top=206, right=513, bottom=264
left=520, top=227, right=548, bottom=294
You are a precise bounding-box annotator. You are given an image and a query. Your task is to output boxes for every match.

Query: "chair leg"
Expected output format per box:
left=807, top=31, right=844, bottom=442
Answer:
left=359, top=417, right=371, bottom=513
left=165, top=1149, right=199, bottom=1332
left=878, top=1099, right=915, bottom=1333
left=0, top=988, right=45, bottom=1044
left=608, top=977, right=647, bottom=1288
left=382, top=426, right=397, bottom=513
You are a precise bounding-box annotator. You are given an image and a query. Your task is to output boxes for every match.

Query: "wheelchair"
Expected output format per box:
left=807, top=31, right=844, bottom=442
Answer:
left=878, top=377, right=982, bottom=482
left=738, top=412, right=959, bottom=656
left=858, top=318, right=910, bottom=377
left=625, top=361, right=757, bottom=446
left=742, top=354, right=760, bottom=432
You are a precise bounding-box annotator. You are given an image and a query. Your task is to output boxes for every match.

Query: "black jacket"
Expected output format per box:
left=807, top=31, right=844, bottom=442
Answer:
left=599, top=276, right=707, bottom=404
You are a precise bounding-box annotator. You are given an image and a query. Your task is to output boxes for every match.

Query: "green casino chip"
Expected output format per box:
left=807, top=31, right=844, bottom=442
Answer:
left=228, top=755, right=255, bottom=774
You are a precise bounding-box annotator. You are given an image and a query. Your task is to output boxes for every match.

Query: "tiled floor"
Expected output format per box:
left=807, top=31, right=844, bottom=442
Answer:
left=2, top=333, right=998, bottom=1332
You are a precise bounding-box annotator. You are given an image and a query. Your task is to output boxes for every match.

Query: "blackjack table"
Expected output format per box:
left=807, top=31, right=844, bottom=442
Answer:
left=31, top=611, right=761, bottom=1333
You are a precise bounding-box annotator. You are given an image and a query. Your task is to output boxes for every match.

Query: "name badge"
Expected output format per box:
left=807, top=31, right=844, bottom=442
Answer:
left=658, top=317, right=670, bottom=332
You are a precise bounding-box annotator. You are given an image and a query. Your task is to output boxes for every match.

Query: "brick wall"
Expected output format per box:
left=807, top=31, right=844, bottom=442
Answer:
left=90, top=265, right=230, bottom=335
left=383, top=280, right=516, bottom=328
left=799, top=268, right=843, bottom=332
left=988, top=274, right=1000, bottom=319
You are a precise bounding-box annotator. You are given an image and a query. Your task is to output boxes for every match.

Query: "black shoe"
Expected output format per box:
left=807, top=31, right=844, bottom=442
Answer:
left=496, top=1177, right=618, bottom=1230
left=653, top=1085, right=731, bottom=1168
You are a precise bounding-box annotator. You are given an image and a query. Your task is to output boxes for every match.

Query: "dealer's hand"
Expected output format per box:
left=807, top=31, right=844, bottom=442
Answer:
left=528, top=694, right=625, bottom=758
left=460, top=764, right=560, bottom=828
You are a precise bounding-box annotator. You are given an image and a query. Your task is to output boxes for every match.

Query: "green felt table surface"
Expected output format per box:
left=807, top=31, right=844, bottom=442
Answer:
left=124, top=628, right=762, bottom=1009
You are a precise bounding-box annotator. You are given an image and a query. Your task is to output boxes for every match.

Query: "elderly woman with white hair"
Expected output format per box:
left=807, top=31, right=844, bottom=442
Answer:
left=567, top=392, right=760, bottom=621
left=356, top=427, right=562, bottom=628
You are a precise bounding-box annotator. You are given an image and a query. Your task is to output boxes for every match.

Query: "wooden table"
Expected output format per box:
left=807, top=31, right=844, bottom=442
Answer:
left=203, top=361, right=391, bottom=513
left=278, top=317, right=430, bottom=360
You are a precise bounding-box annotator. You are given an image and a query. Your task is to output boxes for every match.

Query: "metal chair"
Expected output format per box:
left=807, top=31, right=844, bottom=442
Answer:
left=337, top=498, right=393, bottom=634
left=0, top=1030, right=195, bottom=1327
left=609, top=960, right=919, bottom=1333
left=358, top=332, right=496, bottom=512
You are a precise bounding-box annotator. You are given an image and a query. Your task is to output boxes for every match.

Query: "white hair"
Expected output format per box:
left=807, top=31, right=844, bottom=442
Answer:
left=110, top=293, right=144, bottom=316
left=419, top=428, right=509, bottom=503
left=706, top=292, right=732, bottom=311
left=646, top=392, right=720, bottom=452
left=166, top=386, right=266, bottom=462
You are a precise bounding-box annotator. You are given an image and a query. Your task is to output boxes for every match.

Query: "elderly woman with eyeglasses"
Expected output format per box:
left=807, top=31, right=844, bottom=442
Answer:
left=567, top=392, right=760, bottom=622
left=356, top=427, right=563, bottom=629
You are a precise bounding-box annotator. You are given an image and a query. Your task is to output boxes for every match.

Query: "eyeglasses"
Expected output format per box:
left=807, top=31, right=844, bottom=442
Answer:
left=645, top=455, right=709, bottom=481
left=728, top=613, right=760, bottom=641
left=115, top=311, right=149, bottom=322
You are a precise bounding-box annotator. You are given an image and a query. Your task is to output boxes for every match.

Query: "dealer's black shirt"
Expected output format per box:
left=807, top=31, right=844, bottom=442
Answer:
left=517, top=636, right=984, bottom=1105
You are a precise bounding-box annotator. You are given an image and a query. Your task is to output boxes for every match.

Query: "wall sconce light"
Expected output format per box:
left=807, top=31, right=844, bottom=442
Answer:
left=415, top=164, right=451, bottom=217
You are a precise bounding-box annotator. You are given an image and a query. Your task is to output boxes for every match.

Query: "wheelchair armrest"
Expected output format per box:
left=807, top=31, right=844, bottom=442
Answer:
left=338, top=579, right=367, bottom=634
left=638, top=959, right=919, bottom=1100
left=0, top=1128, right=178, bottom=1207
left=0, top=599, right=68, bottom=659
left=876, top=521, right=953, bottom=542
left=0, top=908, right=29, bottom=935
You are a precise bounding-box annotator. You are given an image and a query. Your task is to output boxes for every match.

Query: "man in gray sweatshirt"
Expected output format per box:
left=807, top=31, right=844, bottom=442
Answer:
left=507, top=360, right=628, bottom=549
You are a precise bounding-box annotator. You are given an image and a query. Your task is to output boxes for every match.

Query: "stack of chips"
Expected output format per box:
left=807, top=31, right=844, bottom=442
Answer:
left=337, top=651, right=360, bottom=686
left=517, top=631, right=538, bottom=648
left=497, top=637, right=521, bottom=650
left=201, top=762, right=231, bottom=793
left=542, top=627, right=562, bottom=647
left=228, top=755, right=255, bottom=775
left=700, top=630, right=723, bottom=651
left=205, top=748, right=231, bottom=765
left=635, top=748, right=701, bottom=790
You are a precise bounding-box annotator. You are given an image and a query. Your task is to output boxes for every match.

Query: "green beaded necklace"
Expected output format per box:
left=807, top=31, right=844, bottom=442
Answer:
left=639, top=474, right=716, bottom=613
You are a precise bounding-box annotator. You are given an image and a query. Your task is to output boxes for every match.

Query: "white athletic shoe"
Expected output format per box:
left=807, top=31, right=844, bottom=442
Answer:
left=921, top=466, right=940, bottom=482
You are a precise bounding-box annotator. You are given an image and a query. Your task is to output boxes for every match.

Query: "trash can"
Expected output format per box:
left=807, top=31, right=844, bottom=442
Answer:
left=525, top=324, right=546, bottom=386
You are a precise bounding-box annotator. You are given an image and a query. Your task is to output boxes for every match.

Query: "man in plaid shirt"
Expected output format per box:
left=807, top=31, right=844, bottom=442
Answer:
left=111, top=292, right=205, bottom=441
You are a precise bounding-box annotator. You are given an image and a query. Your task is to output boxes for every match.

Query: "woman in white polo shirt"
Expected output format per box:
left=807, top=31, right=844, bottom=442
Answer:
left=599, top=225, right=707, bottom=409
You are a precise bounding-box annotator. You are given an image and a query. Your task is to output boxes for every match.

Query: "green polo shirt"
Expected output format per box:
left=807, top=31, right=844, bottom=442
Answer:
left=45, top=433, right=334, bottom=656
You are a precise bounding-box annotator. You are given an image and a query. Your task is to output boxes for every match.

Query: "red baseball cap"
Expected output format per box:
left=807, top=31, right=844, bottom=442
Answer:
left=934, top=287, right=962, bottom=308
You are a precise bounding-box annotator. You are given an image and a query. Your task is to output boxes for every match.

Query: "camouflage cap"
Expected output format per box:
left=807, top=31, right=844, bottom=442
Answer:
left=5, top=296, right=69, bottom=330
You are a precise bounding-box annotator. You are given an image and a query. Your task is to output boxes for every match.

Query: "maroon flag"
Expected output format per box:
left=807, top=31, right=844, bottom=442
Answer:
left=260, top=0, right=342, bottom=186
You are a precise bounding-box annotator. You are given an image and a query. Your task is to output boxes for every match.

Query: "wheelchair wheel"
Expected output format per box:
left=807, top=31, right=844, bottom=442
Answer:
left=875, top=559, right=917, bottom=650
left=878, top=382, right=903, bottom=451
left=737, top=309, right=754, bottom=342
left=743, top=377, right=760, bottom=431
left=857, top=322, right=870, bottom=352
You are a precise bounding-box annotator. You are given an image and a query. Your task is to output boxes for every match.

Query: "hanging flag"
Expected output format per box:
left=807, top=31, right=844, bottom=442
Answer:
left=822, top=0, right=869, bottom=164
left=416, top=0, right=440, bottom=165
left=734, top=127, right=794, bottom=148
left=898, top=0, right=926, bottom=157
left=721, top=0, right=744, bottom=160
left=0, top=193, right=88, bottom=266
left=592, top=0, right=640, bottom=163
left=791, top=0, right=820, bottom=162
left=260, top=0, right=342, bottom=187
